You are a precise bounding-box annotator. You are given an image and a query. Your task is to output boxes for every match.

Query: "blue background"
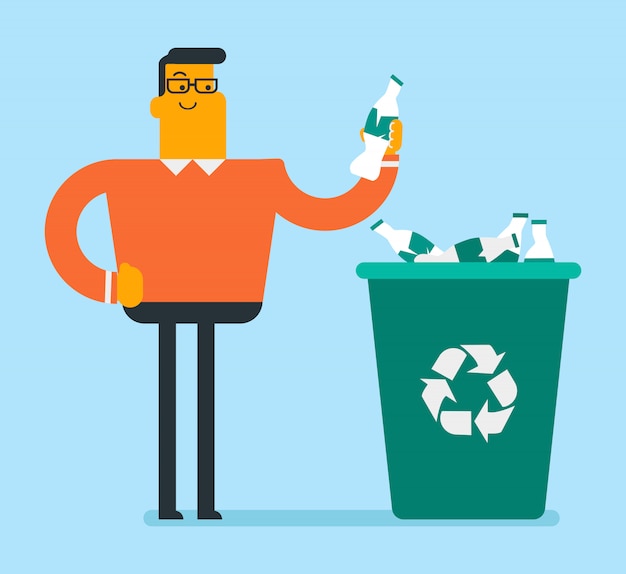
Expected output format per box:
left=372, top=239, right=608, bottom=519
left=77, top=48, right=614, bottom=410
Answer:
left=1, top=0, right=623, bottom=571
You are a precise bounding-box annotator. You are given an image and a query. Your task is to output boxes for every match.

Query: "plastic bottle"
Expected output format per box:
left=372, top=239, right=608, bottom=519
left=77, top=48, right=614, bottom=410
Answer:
left=524, top=219, right=555, bottom=261
left=371, top=219, right=442, bottom=262
left=496, top=213, right=528, bottom=260
left=437, top=234, right=520, bottom=263
left=350, top=75, right=403, bottom=181
left=413, top=213, right=527, bottom=263
left=373, top=214, right=529, bottom=263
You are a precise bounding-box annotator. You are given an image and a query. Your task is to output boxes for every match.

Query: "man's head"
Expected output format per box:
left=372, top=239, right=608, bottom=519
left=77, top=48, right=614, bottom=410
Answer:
left=151, top=48, right=227, bottom=159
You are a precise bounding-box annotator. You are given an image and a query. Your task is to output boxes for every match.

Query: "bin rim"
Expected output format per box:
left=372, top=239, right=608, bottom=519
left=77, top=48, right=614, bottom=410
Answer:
left=356, top=262, right=581, bottom=280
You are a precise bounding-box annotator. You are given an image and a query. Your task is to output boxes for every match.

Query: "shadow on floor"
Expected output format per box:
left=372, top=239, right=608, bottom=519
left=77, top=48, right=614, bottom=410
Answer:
left=144, top=509, right=560, bottom=527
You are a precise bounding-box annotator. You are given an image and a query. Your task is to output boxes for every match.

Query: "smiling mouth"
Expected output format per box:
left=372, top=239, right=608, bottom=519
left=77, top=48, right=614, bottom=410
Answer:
left=179, top=102, right=197, bottom=110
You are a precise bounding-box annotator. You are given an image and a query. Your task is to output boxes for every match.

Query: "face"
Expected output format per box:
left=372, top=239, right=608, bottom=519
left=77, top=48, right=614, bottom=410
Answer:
left=151, top=63, right=227, bottom=159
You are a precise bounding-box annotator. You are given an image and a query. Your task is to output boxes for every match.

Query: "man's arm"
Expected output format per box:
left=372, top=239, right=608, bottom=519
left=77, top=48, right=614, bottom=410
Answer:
left=275, top=154, right=400, bottom=231
left=45, top=160, right=141, bottom=306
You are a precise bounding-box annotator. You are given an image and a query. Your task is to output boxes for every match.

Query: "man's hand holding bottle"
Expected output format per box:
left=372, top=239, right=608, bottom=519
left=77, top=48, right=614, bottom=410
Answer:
left=351, top=75, right=404, bottom=180
left=360, top=119, right=403, bottom=154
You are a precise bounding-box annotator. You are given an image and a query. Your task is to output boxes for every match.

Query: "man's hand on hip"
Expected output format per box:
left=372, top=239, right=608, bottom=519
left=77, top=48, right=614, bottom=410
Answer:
left=118, top=262, right=143, bottom=308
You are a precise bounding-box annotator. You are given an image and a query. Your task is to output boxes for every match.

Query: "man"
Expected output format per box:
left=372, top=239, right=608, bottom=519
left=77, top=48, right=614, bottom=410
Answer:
left=45, top=47, right=402, bottom=519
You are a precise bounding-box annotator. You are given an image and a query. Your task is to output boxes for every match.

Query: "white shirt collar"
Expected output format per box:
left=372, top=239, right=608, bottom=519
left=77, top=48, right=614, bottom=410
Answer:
left=161, top=159, right=225, bottom=176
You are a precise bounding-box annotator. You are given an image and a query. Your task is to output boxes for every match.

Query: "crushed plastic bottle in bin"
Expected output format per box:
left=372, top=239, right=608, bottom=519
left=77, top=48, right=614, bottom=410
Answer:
left=370, top=219, right=444, bottom=262
left=371, top=213, right=555, bottom=263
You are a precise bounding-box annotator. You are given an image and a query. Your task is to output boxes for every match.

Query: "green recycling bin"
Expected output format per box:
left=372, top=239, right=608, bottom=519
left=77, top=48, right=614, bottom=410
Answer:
left=357, top=262, right=581, bottom=519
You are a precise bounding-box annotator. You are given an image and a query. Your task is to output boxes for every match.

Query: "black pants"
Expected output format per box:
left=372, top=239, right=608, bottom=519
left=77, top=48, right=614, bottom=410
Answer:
left=125, top=302, right=262, bottom=519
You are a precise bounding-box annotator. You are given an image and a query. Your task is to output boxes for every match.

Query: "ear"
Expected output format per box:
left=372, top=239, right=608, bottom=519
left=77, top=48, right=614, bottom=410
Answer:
left=150, top=96, right=163, bottom=118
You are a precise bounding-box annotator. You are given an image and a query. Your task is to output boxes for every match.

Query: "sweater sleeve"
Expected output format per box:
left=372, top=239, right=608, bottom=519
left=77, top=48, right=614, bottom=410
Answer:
left=45, top=161, right=118, bottom=303
left=275, top=155, right=399, bottom=231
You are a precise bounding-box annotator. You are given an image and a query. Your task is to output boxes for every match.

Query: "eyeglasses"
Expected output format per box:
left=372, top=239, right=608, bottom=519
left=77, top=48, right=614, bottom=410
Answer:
left=166, top=78, right=218, bottom=94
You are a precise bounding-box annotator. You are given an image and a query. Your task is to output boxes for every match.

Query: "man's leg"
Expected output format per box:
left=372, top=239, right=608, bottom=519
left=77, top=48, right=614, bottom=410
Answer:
left=197, top=320, right=222, bottom=519
left=195, top=304, right=261, bottom=519
left=158, top=320, right=182, bottom=519
left=125, top=304, right=182, bottom=519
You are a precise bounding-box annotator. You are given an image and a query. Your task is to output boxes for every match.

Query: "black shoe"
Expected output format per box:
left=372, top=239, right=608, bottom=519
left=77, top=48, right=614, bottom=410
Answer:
left=159, top=510, right=184, bottom=520
left=198, top=509, right=222, bottom=520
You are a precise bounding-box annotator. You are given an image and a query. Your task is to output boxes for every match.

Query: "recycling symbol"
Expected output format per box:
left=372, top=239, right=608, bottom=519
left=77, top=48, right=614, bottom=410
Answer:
left=420, top=345, right=517, bottom=442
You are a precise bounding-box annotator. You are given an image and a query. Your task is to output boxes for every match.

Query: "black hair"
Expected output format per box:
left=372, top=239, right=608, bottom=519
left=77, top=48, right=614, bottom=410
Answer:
left=158, top=48, right=226, bottom=95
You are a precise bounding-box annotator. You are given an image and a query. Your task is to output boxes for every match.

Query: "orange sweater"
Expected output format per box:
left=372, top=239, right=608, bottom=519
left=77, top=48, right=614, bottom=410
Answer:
left=45, top=157, right=398, bottom=303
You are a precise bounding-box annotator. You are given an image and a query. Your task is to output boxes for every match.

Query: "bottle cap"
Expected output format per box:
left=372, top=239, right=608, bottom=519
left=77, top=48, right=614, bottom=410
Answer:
left=390, top=75, right=403, bottom=86
left=370, top=219, right=384, bottom=230
left=532, top=219, right=547, bottom=224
